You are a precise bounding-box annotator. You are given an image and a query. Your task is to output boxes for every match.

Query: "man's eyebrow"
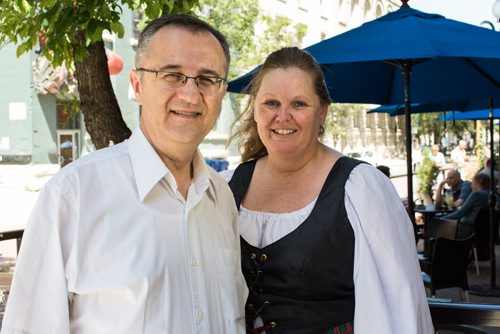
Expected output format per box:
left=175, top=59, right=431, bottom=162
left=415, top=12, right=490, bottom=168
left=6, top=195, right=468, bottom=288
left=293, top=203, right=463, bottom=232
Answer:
left=157, top=64, right=224, bottom=78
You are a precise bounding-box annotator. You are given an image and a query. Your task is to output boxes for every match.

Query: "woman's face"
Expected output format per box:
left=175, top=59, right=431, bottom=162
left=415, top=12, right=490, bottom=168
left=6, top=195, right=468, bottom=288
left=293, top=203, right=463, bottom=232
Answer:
left=253, top=67, right=327, bottom=157
left=472, top=178, right=480, bottom=191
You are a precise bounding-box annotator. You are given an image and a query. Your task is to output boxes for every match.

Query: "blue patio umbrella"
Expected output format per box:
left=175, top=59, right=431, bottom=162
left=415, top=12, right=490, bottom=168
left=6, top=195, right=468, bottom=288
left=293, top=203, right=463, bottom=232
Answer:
left=228, top=1, right=500, bottom=227
left=436, top=109, right=500, bottom=121
left=368, top=101, right=467, bottom=117
left=368, top=100, right=500, bottom=117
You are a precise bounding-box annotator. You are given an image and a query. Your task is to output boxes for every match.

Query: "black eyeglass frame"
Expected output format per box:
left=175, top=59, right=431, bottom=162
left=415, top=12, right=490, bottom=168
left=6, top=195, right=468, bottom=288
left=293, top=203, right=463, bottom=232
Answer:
left=135, top=68, right=227, bottom=89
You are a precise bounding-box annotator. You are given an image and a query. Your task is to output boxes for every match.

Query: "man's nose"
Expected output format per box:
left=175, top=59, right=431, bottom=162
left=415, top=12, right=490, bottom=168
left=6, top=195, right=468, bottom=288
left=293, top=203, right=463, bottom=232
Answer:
left=176, top=79, right=202, bottom=104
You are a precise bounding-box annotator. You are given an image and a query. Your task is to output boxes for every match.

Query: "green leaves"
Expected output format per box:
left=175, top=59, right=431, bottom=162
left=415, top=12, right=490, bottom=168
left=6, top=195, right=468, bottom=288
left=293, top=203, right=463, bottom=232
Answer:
left=416, top=150, right=440, bottom=194
left=110, top=21, right=125, bottom=39
left=0, top=0, right=201, bottom=67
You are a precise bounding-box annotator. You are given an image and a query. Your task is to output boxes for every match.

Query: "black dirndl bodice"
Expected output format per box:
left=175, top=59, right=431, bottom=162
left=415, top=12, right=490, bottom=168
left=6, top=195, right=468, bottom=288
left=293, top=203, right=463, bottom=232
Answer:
left=229, top=157, right=363, bottom=333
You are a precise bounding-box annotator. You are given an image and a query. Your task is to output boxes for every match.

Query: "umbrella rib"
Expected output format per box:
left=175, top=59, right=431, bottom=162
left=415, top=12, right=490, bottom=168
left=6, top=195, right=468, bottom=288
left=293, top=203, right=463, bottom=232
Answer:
left=464, top=58, right=500, bottom=88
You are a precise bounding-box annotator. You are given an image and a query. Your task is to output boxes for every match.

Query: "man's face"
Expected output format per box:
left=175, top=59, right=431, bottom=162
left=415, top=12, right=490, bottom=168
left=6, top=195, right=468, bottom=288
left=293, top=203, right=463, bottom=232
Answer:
left=445, top=171, right=460, bottom=187
left=130, top=26, right=227, bottom=160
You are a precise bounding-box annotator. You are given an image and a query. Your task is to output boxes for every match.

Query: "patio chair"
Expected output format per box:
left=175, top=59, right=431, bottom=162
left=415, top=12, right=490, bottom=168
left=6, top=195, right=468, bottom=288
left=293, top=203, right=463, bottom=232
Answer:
left=429, top=300, right=500, bottom=333
left=422, top=217, right=458, bottom=258
left=471, top=208, right=500, bottom=275
left=421, top=234, right=475, bottom=302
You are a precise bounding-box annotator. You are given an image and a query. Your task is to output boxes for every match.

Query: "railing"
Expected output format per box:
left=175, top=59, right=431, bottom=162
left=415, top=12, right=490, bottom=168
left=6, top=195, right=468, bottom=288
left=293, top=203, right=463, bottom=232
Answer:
left=0, top=229, right=24, bottom=254
left=429, top=300, right=500, bottom=332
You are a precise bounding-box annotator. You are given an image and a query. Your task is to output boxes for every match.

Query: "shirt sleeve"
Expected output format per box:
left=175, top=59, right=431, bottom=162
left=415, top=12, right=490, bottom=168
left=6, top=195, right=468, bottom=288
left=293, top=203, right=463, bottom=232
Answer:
left=1, top=180, right=75, bottom=333
left=459, top=182, right=472, bottom=201
left=442, top=192, right=478, bottom=221
left=345, top=164, right=434, bottom=334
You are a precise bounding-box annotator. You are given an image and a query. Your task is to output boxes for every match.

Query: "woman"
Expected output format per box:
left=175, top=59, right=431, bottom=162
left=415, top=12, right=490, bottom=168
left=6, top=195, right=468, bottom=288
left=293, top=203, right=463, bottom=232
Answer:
left=225, top=47, right=433, bottom=333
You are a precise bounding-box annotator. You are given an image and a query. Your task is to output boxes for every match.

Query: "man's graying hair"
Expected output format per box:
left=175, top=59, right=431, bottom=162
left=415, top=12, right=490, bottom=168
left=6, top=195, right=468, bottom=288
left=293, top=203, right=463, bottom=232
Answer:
left=135, top=14, right=230, bottom=76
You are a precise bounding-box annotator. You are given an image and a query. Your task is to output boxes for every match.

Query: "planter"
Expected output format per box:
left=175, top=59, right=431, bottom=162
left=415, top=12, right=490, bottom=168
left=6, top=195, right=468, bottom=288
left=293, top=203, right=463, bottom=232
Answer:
left=419, top=191, right=433, bottom=205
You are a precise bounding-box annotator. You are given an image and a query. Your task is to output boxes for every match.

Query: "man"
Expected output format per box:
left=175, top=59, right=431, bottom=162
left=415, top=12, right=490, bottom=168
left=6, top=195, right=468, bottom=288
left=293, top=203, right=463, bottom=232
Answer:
left=441, top=173, right=491, bottom=238
left=450, top=139, right=469, bottom=175
left=430, top=144, right=446, bottom=184
left=434, top=169, right=472, bottom=209
left=1, top=14, right=247, bottom=333
left=430, top=144, right=445, bottom=168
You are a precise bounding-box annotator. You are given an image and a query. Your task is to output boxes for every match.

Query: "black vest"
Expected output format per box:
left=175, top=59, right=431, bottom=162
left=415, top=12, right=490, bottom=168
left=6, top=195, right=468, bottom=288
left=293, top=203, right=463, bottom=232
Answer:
left=229, top=157, right=362, bottom=333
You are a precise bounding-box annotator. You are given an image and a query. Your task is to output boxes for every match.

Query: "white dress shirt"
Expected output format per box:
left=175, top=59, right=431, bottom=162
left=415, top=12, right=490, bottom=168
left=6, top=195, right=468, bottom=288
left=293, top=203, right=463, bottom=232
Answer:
left=223, top=164, right=434, bottom=333
left=1, top=128, right=247, bottom=334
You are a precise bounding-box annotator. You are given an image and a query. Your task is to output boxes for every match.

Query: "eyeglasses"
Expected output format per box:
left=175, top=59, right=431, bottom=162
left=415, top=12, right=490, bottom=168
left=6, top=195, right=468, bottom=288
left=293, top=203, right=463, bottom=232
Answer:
left=136, top=68, right=227, bottom=96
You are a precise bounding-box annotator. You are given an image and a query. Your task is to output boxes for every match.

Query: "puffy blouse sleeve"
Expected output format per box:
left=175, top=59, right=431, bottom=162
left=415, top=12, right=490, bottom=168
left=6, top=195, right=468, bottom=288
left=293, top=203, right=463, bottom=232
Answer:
left=345, top=163, right=434, bottom=334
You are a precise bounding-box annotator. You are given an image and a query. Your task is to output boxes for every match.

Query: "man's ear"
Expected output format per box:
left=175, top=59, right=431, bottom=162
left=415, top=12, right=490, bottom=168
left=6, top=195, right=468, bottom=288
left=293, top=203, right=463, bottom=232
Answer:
left=130, top=69, right=143, bottom=104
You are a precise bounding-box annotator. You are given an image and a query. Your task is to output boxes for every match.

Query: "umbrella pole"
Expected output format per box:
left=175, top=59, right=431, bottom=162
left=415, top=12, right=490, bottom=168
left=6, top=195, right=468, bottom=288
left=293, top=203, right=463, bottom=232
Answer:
left=470, top=98, right=500, bottom=297
left=488, top=97, right=496, bottom=287
left=402, top=61, right=415, bottom=224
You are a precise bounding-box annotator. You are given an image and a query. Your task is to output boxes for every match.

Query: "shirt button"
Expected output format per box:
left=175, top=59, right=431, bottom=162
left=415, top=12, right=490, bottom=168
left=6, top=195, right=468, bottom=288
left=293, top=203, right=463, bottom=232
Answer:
left=198, top=311, right=205, bottom=320
left=191, top=257, right=198, bottom=267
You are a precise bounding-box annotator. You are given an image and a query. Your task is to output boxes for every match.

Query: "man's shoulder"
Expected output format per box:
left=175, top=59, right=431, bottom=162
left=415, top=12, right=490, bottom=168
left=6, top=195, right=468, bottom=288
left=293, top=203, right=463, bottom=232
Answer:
left=48, top=142, right=130, bottom=186
left=461, top=180, right=472, bottom=189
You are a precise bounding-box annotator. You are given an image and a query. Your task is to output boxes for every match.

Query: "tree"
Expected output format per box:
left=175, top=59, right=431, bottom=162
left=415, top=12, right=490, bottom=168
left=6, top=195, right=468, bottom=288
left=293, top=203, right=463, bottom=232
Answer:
left=0, top=0, right=199, bottom=149
left=196, top=0, right=307, bottom=78
left=196, top=0, right=259, bottom=79
left=254, top=15, right=307, bottom=66
left=324, top=103, right=367, bottom=152
left=414, top=113, right=475, bottom=147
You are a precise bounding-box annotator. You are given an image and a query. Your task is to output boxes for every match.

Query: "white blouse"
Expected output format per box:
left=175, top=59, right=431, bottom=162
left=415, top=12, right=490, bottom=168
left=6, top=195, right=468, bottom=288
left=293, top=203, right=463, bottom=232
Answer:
left=239, top=199, right=317, bottom=248
left=222, top=163, right=434, bottom=334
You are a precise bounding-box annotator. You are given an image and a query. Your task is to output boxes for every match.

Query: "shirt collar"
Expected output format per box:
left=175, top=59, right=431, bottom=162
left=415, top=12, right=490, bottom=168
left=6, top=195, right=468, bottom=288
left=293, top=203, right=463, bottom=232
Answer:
left=192, top=150, right=213, bottom=198
left=129, top=128, right=169, bottom=201
left=129, top=127, right=215, bottom=202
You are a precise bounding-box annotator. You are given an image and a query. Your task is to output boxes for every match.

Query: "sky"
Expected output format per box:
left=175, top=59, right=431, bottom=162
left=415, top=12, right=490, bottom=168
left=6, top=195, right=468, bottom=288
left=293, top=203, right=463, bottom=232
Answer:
left=409, top=0, right=499, bottom=28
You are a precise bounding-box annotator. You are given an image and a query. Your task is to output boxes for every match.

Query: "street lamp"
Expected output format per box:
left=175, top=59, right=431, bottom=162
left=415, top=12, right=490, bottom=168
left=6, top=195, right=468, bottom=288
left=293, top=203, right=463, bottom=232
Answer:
left=479, top=0, right=500, bottom=31
left=493, top=0, right=500, bottom=22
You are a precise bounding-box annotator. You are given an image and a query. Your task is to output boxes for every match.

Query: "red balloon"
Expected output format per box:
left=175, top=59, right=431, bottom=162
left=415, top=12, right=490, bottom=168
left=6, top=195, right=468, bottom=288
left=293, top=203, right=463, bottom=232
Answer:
left=106, top=49, right=123, bottom=75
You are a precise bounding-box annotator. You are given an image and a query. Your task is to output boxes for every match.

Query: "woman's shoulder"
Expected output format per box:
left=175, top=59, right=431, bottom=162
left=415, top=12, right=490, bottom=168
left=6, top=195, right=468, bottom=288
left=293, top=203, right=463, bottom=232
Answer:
left=218, top=169, right=234, bottom=182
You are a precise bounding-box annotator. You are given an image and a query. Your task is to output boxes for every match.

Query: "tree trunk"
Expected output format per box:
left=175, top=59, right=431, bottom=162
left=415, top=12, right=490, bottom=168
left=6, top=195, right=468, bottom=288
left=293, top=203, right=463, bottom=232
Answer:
left=74, top=33, right=131, bottom=149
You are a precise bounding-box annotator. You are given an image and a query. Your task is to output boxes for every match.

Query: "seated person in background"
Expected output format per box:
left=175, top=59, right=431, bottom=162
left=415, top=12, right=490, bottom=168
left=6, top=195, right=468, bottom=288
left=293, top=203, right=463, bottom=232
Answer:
left=434, top=169, right=472, bottom=209
left=376, top=165, right=390, bottom=178
left=430, top=144, right=446, bottom=168
left=479, top=158, right=499, bottom=191
left=440, top=173, right=491, bottom=238
left=450, top=139, right=469, bottom=175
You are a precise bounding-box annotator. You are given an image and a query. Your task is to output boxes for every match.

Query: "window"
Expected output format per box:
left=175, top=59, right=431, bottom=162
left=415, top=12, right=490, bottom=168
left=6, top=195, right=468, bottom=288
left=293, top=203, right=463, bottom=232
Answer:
left=57, top=102, right=80, bottom=130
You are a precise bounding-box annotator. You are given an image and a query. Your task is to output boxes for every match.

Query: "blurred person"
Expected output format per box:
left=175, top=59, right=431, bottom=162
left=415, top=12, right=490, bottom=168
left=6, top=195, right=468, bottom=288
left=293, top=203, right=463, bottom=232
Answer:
left=434, top=169, right=472, bottom=209
left=430, top=144, right=446, bottom=185
left=412, top=139, right=423, bottom=172
left=450, top=139, right=469, bottom=175
left=1, top=14, right=246, bottom=333
left=430, top=144, right=445, bottom=168
left=224, top=47, right=433, bottom=333
left=478, top=158, right=499, bottom=191
left=441, top=173, right=492, bottom=238
left=376, top=165, right=391, bottom=178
